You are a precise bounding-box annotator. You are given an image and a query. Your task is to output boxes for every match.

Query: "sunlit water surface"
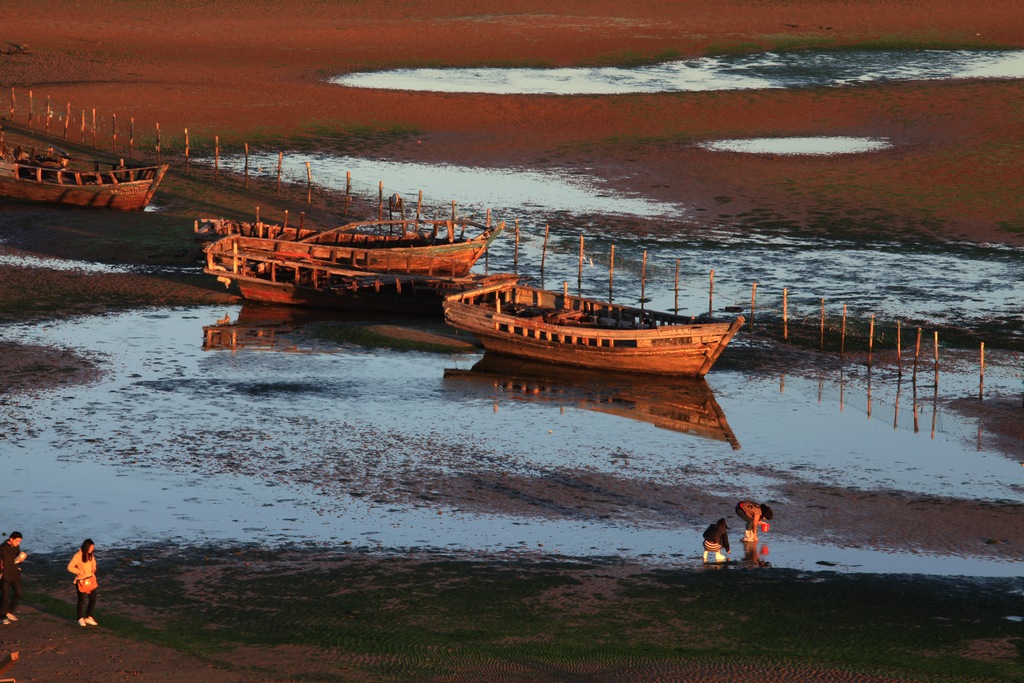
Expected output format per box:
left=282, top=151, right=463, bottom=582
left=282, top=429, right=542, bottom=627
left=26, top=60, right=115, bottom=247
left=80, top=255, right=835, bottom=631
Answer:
left=1, top=308, right=1020, bottom=576
left=332, top=50, right=1024, bottom=94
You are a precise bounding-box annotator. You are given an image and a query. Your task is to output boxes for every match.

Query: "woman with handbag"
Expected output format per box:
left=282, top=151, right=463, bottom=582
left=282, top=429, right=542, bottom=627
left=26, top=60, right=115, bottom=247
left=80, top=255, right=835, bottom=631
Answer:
left=67, top=538, right=99, bottom=627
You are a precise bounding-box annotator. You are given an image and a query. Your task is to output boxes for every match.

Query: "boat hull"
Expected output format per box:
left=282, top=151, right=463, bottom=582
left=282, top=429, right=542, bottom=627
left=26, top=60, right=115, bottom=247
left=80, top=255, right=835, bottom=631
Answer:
left=0, top=161, right=167, bottom=210
left=443, top=282, right=743, bottom=377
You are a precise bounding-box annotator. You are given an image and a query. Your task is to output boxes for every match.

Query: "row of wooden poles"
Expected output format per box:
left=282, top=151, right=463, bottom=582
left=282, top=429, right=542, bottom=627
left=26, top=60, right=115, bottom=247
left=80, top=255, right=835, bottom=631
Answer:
left=9, top=89, right=996, bottom=400
left=521, top=228, right=991, bottom=399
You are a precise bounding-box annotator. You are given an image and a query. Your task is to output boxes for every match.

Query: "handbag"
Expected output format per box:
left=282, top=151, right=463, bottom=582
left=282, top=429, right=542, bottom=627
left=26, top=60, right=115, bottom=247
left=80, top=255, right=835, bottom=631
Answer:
left=77, top=576, right=98, bottom=594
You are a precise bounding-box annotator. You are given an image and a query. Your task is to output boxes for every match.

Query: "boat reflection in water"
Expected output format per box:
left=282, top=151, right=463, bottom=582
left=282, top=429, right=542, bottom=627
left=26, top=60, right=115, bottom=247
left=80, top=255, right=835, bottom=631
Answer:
left=444, top=353, right=740, bottom=449
left=201, top=304, right=347, bottom=352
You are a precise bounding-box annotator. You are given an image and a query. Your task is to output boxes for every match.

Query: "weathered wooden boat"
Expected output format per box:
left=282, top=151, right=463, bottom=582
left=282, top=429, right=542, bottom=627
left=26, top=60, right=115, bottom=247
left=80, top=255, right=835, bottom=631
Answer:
left=444, top=353, right=739, bottom=448
left=443, top=281, right=744, bottom=377
left=197, top=216, right=503, bottom=277
left=0, top=154, right=167, bottom=210
left=205, top=235, right=515, bottom=314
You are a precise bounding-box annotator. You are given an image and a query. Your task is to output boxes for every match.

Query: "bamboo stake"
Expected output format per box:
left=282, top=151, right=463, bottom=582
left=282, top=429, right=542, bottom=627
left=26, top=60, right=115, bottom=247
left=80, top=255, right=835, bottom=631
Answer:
left=271, top=151, right=280, bottom=195
left=540, top=224, right=549, bottom=274
left=868, top=314, right=875, bottom=367
left=840, top=304, right=847, bottom=358
left=896, top=320, right=902, bottom=377
left=674, top=259, right=680, bottom=312
left=80, top=109, right=85, bottom=143
left=28, top=90, right=33, bottom=127
left=417, top=189, right=423, bottom=220
left=244, top=143, right=249, bottom=189
left=214, top=136, right=220, bottom=179
left=91, top=108, right=96, bottom=147
left=782, top=288, right=788, bottom=341
left=378, top=181, right=383, bottom=220
left=641, top=249, right=647, bottom=311
left=129, top=117, right=134, bottom=158
left=155, top=122, right=161, bottom=163
left=184, top=128, right=190, bottom=174
left=708, top=269, right=714, bottom=317
left=749, top=282, right=757, bottom=332
left=8, top=89, right=13, bottom=120
left=609, top=245, right=615, bottom=302
left=979, top=341, right=985, bottom=400
left=820, top=298, right=825, bottom=350
left=64, top=102, right=70, bottom=139
left=451, top=200, right=456, bottom=221
left=46, top=96, right=51, bottom=133
left=578, top=234, right=584, bottom=289
left=514, top=220, right=520, bottom=267
left=913, top=327, right=922, bottom=385
left=305, top=162, right=312, bottom=204
left=934, top=330, right=940, bottom=387
left=111, top=113, right=117, bottom=153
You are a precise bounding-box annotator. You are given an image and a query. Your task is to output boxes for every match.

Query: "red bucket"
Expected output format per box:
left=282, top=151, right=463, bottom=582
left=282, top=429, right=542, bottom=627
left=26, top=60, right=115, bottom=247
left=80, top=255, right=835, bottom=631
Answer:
left=759, top=521, right=770, bottom=532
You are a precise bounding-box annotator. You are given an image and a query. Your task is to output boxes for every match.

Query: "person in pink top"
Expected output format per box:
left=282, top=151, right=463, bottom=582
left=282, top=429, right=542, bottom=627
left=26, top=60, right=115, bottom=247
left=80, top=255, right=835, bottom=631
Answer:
left=67, top=538, right=99, bottom=627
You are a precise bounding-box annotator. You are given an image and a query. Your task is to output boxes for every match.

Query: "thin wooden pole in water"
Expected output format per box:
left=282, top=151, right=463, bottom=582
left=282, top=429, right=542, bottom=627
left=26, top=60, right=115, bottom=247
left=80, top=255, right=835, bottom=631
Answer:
left=933, top=330, right=940, bottom=387
left=578, top=235, right=584, bottom=291
left=244, top=143, right=249, bottom=188
left=81, top=110, right=85, bottom=143
left=46, top=96, right=51, bottom=133
left=840, top=304, right=847, bottom=358
left=641, top=249, right=647, bottom=312
left=91, top=107, right=96, bottom=147
left=129, top=117, right=134, bottom=159
left=28, top=90, right=32, bottom=127
left=8, top=89, right=13, bottom=120
left=868, top=314, right=875, bottom=367
left=540, top=224, right=549, bottom=274
left=305, top=162, right=312, bottom=204
left=782, top=288, right=788, bottom=340
left=896, top=320, right=902, bottom=377
left=417, top=190, right=423, bottom=221
left=820, top=298, right=825, bottom=350
left=513, top=220, right=520, bottom=268
left=609, top=245, right=615, bottom=302
left=155, top=122, right=160, bottom=163
left=708, top=269, right=714, bottom=318
left=979, top=341, right=985, bottom=400
left=378, top=181, right=383, bottom=220
left=214, top=136, right=220, bottom=179
left=184, top=127, right=189, bottom=174
left=913, top=327, right=922, bottom=385
left=749, top=282, right=757, bottom=332
left=64, top=102, right=70, bottom=139
left=275, top=152, right=282, bottom=195
left=111, top=113, right=117, bottom=153
left=674, top=259, right=680, bottom=312
left=451, top=200, right=456, bottom=222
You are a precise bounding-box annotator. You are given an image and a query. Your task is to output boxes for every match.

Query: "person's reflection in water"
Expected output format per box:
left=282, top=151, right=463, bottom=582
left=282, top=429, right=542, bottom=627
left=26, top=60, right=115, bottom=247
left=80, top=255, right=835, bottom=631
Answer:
left=742, top=539, right=772, bottom=568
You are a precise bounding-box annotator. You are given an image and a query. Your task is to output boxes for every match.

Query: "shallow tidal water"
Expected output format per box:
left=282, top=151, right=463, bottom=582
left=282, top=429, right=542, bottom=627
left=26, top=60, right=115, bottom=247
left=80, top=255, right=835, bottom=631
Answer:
left=331, top=49, right=1024, bottom=94
left=1, top=307, right=1020, bottom=577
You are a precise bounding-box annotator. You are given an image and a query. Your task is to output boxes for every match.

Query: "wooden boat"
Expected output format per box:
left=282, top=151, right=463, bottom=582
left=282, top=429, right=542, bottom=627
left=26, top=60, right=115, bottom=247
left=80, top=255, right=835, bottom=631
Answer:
left=0, top=151, right=167, bottom=210
left=444, top=353, right=739, bottom=448
left=197, top=217, right=503, bottom=277
left=443, top=281, right=744, bottom=377
left=205, top=235, right=516, bottom=314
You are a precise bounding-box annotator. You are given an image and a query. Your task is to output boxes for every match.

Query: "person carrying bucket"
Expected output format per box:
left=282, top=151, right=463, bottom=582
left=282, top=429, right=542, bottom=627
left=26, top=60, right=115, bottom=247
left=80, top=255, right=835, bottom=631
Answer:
left=736, top=500, right=774, bottom=543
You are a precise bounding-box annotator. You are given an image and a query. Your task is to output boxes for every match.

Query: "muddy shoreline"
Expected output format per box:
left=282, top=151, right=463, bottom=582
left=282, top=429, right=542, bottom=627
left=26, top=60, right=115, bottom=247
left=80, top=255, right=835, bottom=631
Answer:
left=2, top=0, right=1023, bottom=680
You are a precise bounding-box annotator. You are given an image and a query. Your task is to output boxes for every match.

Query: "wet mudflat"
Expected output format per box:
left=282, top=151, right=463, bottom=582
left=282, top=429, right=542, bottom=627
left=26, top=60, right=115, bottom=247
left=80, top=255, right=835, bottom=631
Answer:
left=1, top=304, right=1020, bottom=578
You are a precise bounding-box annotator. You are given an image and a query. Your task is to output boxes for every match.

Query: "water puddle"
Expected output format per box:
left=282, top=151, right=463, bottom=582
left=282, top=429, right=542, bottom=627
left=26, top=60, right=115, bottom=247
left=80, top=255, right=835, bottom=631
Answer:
left=1, top=306, right=1020, bottom=576
left=699, top=136, right=891, bottom=155
left=332, top=50, right=1024, bottom=94
left=210, top=152, right=1024, bottom=339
